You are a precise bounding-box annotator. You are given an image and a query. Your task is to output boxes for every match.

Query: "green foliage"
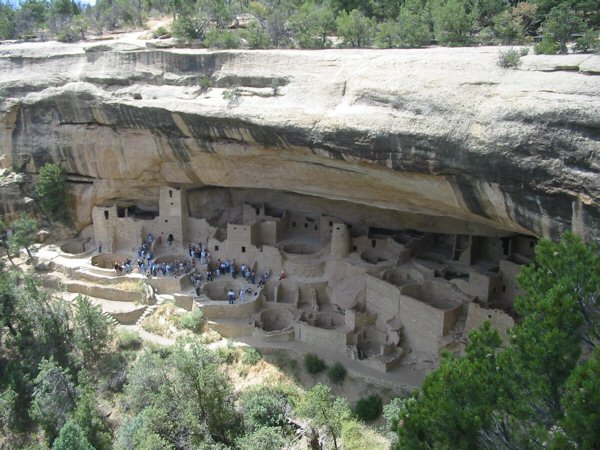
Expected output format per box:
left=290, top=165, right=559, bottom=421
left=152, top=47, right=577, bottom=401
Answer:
left=242, top=22, right=270, bottom=48
left=222, top=87, right=241, bottom=106
left=236, top=426, right=288, bottom=450
left=120, top=341, right=239, bottom=446
left=72, top=295, right=114, bottom=367
left=574, top=29, right=600, bottom=53
left=153, top=25, right=168, bottom=37
left=393, top=322, right=504, bottom=449
left=497, top=48, right=521, bottom=68
left=171, top=14, right=207, bottom=42
left=198, top=75, right=211, bottom=90
left=431, top=0, right=473, bottom=45
left=177, top=307, right=205, bottom=332
left=8, top=215, right=38, bottom=258
left=304, top=352, right=327, bottom=374
left=492, top=8, right=523, bottom=44
left=540, top=4, right=585, bottom=53
left=52, top=420, right=94, bottom=450
left=290, top=3, right=335, bottom=48
left=0, top=2, right=15, bottom=39
left=374, top=19, right=400, bottom=48
left=241, top=346, right=261, bottom=365
left=340, top=419, right=389, bottom=450
left=561, top=348, right=600, bottom=448
left=396, top=0, right=432, bottom=47
left=239, top=384, right=291, bottom=430
left=335, top=9, right=375, bottom=47
left=69, top=376, right=112, bottom=450
left=472, top=0, right=506, bottom=28
left=117, top=329, right=142, bottom=351
left=215, top=340, right=238, bottom=364
left=327, top=361, right=347, bottom=384
left=387, top=233, right=600, bottom=449
left=354, top=394, right=382, bottom=422
left=534, top=36, right=561, bottom=53
left=296, top=383, right=351, bottom=450
left=203, top=27, right=241, bottom=48
left=30, top=359, right=77, bottom=442
left=34, top=163, right=68, bottom=222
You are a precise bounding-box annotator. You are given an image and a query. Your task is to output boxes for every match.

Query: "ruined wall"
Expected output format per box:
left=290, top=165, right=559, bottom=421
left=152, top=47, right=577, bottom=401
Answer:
left=464, top=302, right=515, bottom=344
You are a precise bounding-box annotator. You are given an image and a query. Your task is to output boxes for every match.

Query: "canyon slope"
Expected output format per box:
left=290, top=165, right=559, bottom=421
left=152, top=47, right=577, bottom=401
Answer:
left=0, top=40, right=598, bottom=240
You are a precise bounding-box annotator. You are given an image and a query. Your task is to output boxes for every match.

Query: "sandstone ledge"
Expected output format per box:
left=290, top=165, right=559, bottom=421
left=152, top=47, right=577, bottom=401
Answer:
left=0, top=42, right=598, bottom=240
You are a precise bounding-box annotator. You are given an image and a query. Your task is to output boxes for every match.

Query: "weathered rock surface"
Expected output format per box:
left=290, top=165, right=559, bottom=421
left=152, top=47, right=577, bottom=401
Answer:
left=0, top=41, right=598, bottom=240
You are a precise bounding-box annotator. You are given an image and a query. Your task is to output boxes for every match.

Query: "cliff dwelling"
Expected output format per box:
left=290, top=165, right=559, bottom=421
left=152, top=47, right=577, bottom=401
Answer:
left=49, top=184, right=533, bottom=373
left=1, top=43, right=597, bottom=386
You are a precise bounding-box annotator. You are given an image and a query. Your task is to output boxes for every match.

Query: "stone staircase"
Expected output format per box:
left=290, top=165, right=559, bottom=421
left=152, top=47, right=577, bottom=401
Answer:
left=101, top=311, right=120, bottom=327
left=135, top=294, right=172, bottom=326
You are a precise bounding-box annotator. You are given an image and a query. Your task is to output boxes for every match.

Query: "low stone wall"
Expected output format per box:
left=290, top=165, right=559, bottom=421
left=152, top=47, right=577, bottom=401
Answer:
left=110, top=306, right=147, bottom=325
left=294, top=322, right=351, bottom=352
left=199, top=295, right=264, bottom=320
left=252, top=327, right=295, bottom=342
left=174, top=293, right=193, bottom=311
left=283, top=259, right=325, bottom=278
left=147, top=276, right=183, bottom=294
left=63, top=280, right=142, bottom=302
left=207, top=320, right=255, bottom=338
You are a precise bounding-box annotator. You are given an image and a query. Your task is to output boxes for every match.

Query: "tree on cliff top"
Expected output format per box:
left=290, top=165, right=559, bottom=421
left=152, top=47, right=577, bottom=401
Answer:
left=34, top=163, right=68, bottom=222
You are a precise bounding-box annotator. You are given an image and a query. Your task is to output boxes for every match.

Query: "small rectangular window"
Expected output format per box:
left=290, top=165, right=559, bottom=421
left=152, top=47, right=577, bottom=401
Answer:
left=214, top=245, right=219, bottom=251
left=169, top=190, right=173, bottom=198
left=241, top=246, right=246, bottom=253
left=372, top=240, right=376, bottom=248
left=104, top=211, right=109, bottom=220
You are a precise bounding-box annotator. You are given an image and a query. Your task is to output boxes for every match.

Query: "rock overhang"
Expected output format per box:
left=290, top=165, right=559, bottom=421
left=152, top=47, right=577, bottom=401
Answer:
left=0, top=42, right=598, bottom=240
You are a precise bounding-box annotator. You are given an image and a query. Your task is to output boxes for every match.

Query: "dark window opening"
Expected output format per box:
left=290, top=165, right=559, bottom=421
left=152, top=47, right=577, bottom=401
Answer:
left=336, top=226, right=340, bottom=230
left=371, top=240, right=377, bottom=248
left=117, top=207, right=126, bottom=218
left=170, top=202, right=174, bottom=206
left=529, top=241, right=534, bottom=248
left=314, top=225, right=318, bottom=231
left=104, top=211, right=109, bottom=220
left=214, top=245, right=219, bottom=251
left=352, top=245, right=357, bottom=252
left=169, top=190, right=173, bottom=198
left=502, top=285, right=506, bottom=292
left=165, top=219, right=168, bottom=223
left=329, top=221, right=333, bottom=227
left=241, top=246, right=246, bottom=253
left=501, top=237, right=511, bottom=255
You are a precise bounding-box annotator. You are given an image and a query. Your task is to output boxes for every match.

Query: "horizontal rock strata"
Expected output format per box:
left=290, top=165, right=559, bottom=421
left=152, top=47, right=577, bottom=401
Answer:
left=0, top=42, right=598, bottom=240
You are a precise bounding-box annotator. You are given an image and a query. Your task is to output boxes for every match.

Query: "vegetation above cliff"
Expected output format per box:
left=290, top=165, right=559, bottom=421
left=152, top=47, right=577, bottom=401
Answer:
left=0, top=0, right=598, bottom=53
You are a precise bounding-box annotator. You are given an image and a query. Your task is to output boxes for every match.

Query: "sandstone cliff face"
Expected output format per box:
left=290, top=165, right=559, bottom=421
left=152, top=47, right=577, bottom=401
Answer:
left=0, top=41, right=598, bottom=240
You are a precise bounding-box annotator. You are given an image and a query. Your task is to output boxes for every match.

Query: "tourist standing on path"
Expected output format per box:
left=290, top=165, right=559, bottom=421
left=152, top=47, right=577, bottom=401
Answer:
left=239, top=288, right=245, bottom=303
left=228, top=289, right=235, bottom=304
left=98, top=241, right=102, bottom=253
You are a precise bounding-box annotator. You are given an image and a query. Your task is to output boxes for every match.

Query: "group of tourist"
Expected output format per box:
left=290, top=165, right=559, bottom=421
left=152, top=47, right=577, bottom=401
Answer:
left=227, top=288, right=247, bottom=304
left=110, top=233, right=282, bottom=303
